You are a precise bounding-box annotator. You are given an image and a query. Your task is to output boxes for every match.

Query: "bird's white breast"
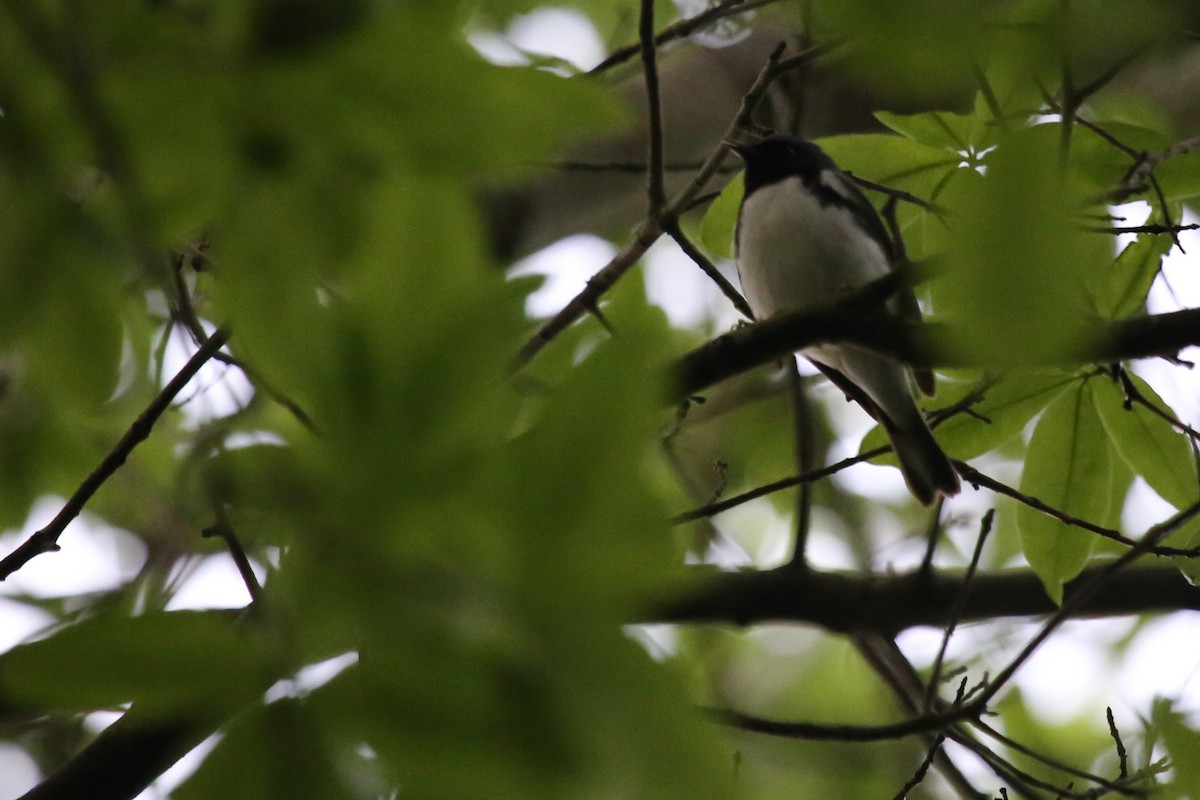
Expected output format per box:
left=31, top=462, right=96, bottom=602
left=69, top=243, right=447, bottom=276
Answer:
left=735, top=176, right=890, bottom=320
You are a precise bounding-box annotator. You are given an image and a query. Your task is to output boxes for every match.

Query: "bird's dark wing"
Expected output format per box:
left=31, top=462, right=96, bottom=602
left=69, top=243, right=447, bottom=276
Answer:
left=815, top=169, right=935, bottom=396
left=895, top=287, right=935, bottom=395
left=814, top=169, right=896, bottom=262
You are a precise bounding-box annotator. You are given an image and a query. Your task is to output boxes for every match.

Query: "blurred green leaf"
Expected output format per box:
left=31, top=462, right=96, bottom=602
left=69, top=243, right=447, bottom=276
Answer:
left=940, top=127, right=1103, bottom=366
left=176, top=697, right=353, bottom=800
left=1093, top=374, right=1197, bottom=510
left=1094, top=211, right=1175, bottom=320
left=874, top=109, right=985, bottom=153
left=862, top=371, right=1077, bottom=464
left=1153, top=698, right=1200, bottom=800
left=1070, top=121, right=1170, bottom=198
left=1156, top=150, right=1200, bottom=203
left=816, top=134, right=960, bottom=188
left=700, top=173, right=742, bottom=261
left=0, top=612, right=261, bottom=717
left=1018, top=380, right=1113, bottom=601
left=811, top=0, right=994, bottom=100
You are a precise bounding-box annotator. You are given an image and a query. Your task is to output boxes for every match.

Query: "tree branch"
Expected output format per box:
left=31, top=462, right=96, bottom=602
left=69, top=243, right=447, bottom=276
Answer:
left=516, top=41, right=836, bottom=367
left=0, top=329, right=231, bottom=581
left=652, top=561, right=1200, bottom=634
left=590, top=0, right=784, bottom=74
left=639, top=0, right=667, bottom=214
left=671, top=301, right=1200, bottom=402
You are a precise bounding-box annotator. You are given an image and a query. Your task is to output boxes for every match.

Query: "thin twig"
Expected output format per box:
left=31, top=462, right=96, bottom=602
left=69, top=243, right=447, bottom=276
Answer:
left=925, top=509, right=994, bottom=711
left=639, top=0, right=667, bottom=214
left=852, top=633, right=985, bottom=800
left=0, top=329, right=232, bottom=581
left=202, top=512, right=264, bottom=606
left=516, top=41, right=836, bottom=367
left=787, top=362, right=814, bottom=569
left=1106, top=707, right=1129, bottom=779
left=891, top=735, right=946, bottom=800
left=590, top=0, right=784, bottom=74
left=665, top=222, right=754, bottom=319
left=1089, top=223, right=1200, bottom=236
left=709, top=702, right=979, bottom=743
left=973, top=500, right=1200, bottom=709
left=1109, top=134, right=1200, bottom=202
left=851, top=173, right=948, bottom=216
left=970, top=717, right=1138, bottom=797
left=675, top=371, right=994, bottom=525
left=918, top=496, right=946, bottom=574
left=672, top=446, right=888, bottom=524
left=956, top=462, right=1200, bottom=557
left=170, top=255, right=316, bottom=432
left=1117, top=366, right=1200, bottom=441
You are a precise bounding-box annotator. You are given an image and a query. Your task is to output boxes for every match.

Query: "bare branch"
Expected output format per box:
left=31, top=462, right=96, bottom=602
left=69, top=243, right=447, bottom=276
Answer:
left=639, top=0, right=667, bottom=214
left=0, top=329, right=232, bottom=581
left=708, top=702, right=979, bottom=743
left=590, top=0, right=784, bottom=74
left=516, top=41, right=836, bottom=367
left=671, top=300, right=1200, bottom=402
left=653, top=558, right=1200, bottom=633
left=664, top=222, right=754, bottom=319
left=925, top=509, right=994, bottom=711
left=891, top=735, right=945, bottom=800
left=973, top=501, right=1200, bottom=709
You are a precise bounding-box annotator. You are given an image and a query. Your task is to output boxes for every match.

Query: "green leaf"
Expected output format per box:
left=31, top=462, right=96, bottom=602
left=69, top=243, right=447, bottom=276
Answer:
left=1153, top=698, right=1200, bottom=800
left=812, top=0, right=993, bottom=99
left=1156, top=150, right=1200, bottom=203
left=816, top=134, right=961, bottom=188
left=1094, top=210, right=1175, bottom=319
left=860, top=371, right=1077, bottom=464
left=1093, top=373, right=1200, bottom=575
left=939, top=127, right=1105, bottom=366
left=873, top=109, right=982, bottom=152
left=175, top=697, right=352, bottom=800
left=1092, top=375, right=1198, bottom=509
left=700, top=173, right=742, bottom=261
left=939, top=372, right=1081, bottom=460
left=1017, top=381, right=1114, bottom=602
left=0, top=612, right=263, bottom=717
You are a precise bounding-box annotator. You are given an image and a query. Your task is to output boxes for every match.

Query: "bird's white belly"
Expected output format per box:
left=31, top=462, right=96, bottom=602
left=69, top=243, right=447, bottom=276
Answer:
left=735, top=177, right=890, bottom=320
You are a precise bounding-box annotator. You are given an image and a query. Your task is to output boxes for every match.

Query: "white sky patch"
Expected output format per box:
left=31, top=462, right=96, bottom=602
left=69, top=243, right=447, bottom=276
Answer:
left=644, top=237, right=751, bottom=332
left=1116, top=614, right=1200, bottom=714
left=0, top=742, right=40, bottom=800
left=1137, top=206, right=1200, bottom=427
left=625, top=624, right=679, bottom=661
left=469, top=7, right=606, bottom=72
left=164, top=554, right=263, bottom=611
left=509, top=234, right=618, bottom=317
left=804, top=524, right=860, bottom=571
left=159, top=324, right=254, bottom=428
left=1121, top=477, right=1179, bottom=532
left=141, top=734, right=223, bottom=800
left=266, top=652, right=359, bottom=702
left=644, top=237, right=717, bottom=329
left=1009, top=622, right=1113, bottom=725
left=0, top=496, right=146, bottom=599
left=0, top=599, right=55, bottom=652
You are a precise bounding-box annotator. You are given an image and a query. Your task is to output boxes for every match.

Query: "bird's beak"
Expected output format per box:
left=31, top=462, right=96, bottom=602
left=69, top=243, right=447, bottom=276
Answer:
left=722, top=139, right=749, bottom=159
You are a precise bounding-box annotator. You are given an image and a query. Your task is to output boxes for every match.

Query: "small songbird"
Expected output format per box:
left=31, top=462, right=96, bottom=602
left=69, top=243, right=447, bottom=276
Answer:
left=728, top=135, right=959, bottom=505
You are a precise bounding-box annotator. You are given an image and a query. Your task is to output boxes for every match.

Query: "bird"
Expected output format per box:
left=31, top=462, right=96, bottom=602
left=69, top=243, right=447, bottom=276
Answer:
left=727, top=135, right=960, bottom=505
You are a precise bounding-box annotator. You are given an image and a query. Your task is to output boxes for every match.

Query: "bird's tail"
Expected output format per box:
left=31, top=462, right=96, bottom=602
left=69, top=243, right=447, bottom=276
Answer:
left=886, top=418, right=960, bottom=506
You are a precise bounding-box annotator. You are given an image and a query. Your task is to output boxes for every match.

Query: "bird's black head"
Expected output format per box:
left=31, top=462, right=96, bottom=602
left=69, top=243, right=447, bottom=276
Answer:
left=726, top=135, right=837, bottom=197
